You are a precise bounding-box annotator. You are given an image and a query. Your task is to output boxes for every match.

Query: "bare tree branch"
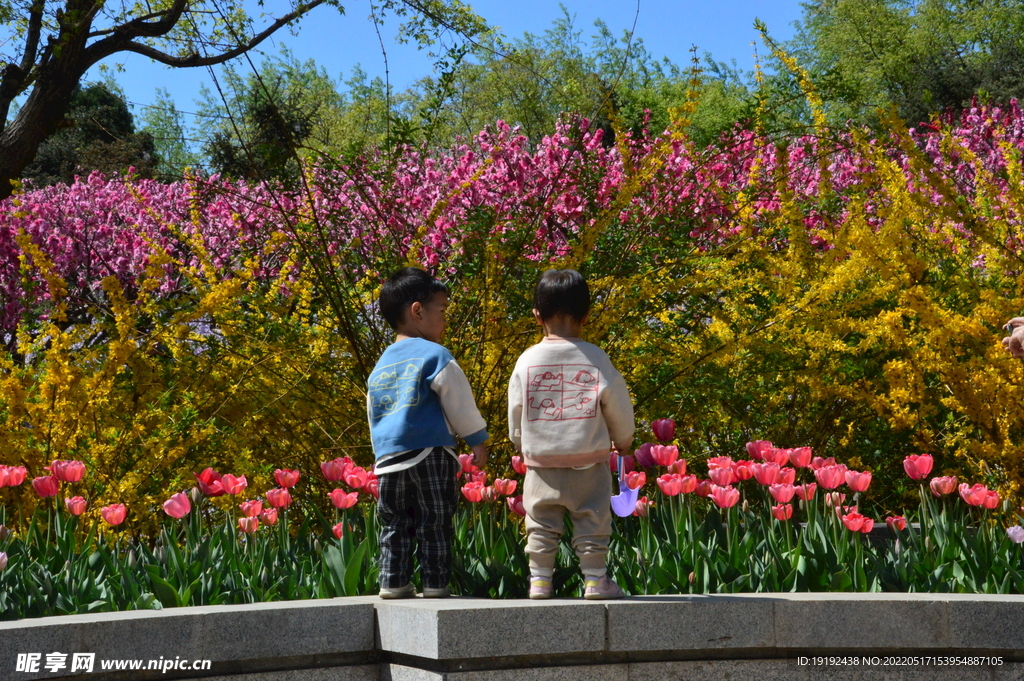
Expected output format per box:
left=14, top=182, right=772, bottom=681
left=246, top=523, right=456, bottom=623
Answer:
left=83, top=0, right=324, bottom=69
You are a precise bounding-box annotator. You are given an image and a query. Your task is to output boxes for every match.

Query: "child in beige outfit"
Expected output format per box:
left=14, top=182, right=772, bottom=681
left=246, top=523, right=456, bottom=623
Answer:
left=508, top=269, right=634, bottom=599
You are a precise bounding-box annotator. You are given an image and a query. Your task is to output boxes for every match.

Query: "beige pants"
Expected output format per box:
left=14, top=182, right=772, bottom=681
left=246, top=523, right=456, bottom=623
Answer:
left=523, top=464, right=612, bottom=573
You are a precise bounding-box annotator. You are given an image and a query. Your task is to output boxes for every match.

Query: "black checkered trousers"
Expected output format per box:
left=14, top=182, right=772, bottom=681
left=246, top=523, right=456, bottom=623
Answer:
left=376, top=447, right=460, bottom=589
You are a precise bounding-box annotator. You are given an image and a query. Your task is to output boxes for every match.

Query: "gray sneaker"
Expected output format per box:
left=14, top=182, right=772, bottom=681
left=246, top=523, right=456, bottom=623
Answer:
left=378, top=583, right=416, bottom=599
left=583, top=576, right=624, bottom=600
left=423, top=586, right=450, bottom=598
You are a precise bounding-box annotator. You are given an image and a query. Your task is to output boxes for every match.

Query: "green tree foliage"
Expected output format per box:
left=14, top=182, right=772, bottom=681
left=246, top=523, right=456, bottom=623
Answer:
left=139, top=89, right=201, bottom=181
left=790, top=0, right=1024, bottom=124
left=402, top=10, right=753, bottom=148
left=198, top=49, right=344, bottom=183
left=21, top=83, right=158, bottom=187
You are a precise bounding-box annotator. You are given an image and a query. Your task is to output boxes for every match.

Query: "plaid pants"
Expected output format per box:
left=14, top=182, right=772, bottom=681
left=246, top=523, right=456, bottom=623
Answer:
left=376, top=447, right=459, bottom=589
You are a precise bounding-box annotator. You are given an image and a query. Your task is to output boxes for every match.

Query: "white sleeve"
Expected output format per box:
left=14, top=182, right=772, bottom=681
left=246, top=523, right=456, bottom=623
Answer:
left=431, top=359, right=489, bottom=445
left=508, top=364, right=524, bottom=452
left=601, top=364, right=635, bottom=448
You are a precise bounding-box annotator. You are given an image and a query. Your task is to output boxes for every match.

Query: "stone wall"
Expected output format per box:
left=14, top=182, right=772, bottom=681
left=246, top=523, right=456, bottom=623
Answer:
left=2, top=593, right=1023, bottom=681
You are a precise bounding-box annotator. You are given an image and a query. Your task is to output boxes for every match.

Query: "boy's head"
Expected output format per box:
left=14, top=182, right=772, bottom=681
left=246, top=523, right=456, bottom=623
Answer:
left=533, top=269, right=590, bottom=323
left=379, top=267, right=449, bottom=341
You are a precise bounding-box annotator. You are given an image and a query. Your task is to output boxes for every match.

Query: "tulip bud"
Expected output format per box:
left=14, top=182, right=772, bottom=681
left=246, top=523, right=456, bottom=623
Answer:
left=741, top=499, right=750, bottom=514
left=688, top=571, right=695, bottom=584
left=0, top=525, right=9, bottom=541
left=0, top=551, right=7, bottom=572
left=190, top=486, right=203, bottom=504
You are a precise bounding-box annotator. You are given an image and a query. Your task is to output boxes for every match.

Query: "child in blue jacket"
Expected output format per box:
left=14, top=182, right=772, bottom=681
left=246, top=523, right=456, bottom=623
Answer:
left=367, top=267, right=489, bottom=598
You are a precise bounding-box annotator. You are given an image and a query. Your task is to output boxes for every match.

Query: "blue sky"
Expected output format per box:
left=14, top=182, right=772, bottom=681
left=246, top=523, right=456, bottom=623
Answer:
left=87, top=0, right=807, bottom=124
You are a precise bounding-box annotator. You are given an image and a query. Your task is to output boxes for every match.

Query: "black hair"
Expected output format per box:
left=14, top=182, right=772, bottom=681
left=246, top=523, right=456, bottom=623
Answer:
left=379, top=267, right=449, bottom=330
left=533, top=269, right=590, bottom=322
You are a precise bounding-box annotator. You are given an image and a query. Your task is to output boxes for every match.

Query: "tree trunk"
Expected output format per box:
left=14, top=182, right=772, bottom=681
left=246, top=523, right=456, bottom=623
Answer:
left=0, top=33, right=88, bottom=201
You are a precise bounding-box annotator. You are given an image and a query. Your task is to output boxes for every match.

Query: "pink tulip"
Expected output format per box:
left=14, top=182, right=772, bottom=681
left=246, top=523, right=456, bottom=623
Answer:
left=0, top=466, right=7, bottom=487
left=507, top=495, right=526, bottom=516
left=650, top=444, right=679, bottom=467
left=694, top=479, right=713, bottom=497
left=886, top=516, right=907, bottom=531
left=51, top=459, right=86, bottom=482
left=163, top=493, right=191, bottom=518
left=220, top=474, right=247, bottom=495
left=707, top=455, right=734, bottom=470
left=903, top=454, right=934, bottom=480
left=745, top=440, right=773, bottom=461
left=788, top=447, right=812, bottom=468
left=32, top=475, right=59, bottom=497
left=751, top=462, right=780, bottom=486
left=772, top=503, right=793, bottom=521
left=458, top=454, right=479, bottom=474
left=814, top=464, right=847, bottom=489
left=365, top=479, right=380, bottom=499
left=733, top=460, right=754, bottom=481
left=343, top=466, right=368, bottom=489
left=810, top=456, right=836, bottom=470
left=461, top=481, right=484, bottom=502
left=238, top=516, right=259, bottom=533
left=64, top=496, right=87, bottom=515
left=634, top=443, right=656, bottom=468
left=274, top=469, right=301, bottom=488
left=266, top=487, right=292, bottom=508
left=841, top=511, right=868, bottom=532
left=239, top=500, right=262, bottom=517
left=332, top=522, right=345, bottom=539
left=511, top=455, right=527, bottom=475
left=625, top=471, right=646, bottom=490
left=100, top=503, right=127, bottom=526
left=769, top=483, right=796, bottom=503
left=791, top=483, right=813, bottom=500
left=651, top=418, right=675, bottom=442
left=1007, top=525, right=1024, bottom=543
left=930, top=476, right=957, bottom=496
left=481, top=486, right=498, bottom=502
left=329, top=489, right=359, bottom=509
left=633, top=496, right=652, bottom=517
left=657, top=473, right=684, bottom=496
left=845, top=470, right=872, bottom=493
left=859, top=517, right=875, bottom=533
left=707, top=465, right=735, bottom=486
left=678, top=474, right=698, bottom=494
left=0, top=552, right=6, bottom=571
left=959, top=483, right=989, bottom=506
left=983, top=490, right=1001, bottom=510
left=194, top=468, right=226, bottom=496
left=667, top=459, right=687, bottom=476
left=825, top=492, right=846, bottom=507
left=493, top=478, right=517, bottom=496
left=7, top=465, right=26, bottom=486
left=466, top=470, right=487, bottom=485
left=320, top=458, right=351, bottom=482
left=259, top=507, right=279, bottom=525
left=765, top=448, right=790, bottom=467
left=710, top=485, right=740, bottom=508
left=776, top=467, right=796, bottom=485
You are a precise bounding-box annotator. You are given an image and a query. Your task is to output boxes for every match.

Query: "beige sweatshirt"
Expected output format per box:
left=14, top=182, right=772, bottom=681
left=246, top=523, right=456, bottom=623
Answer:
left=508, top=337, right=635, bottom=468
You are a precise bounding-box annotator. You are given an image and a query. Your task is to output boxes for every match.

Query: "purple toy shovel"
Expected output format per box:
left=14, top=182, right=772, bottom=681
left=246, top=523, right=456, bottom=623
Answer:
left=610, top=454, right=638, bottom=517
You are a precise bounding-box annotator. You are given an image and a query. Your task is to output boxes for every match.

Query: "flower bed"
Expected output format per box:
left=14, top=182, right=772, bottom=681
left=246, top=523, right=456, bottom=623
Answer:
left=3, top=433, right=1024, bottom=620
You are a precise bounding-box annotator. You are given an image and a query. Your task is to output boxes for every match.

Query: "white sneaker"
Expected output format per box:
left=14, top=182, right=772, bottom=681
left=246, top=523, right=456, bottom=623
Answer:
left=378, top=583, right=416, bottom=599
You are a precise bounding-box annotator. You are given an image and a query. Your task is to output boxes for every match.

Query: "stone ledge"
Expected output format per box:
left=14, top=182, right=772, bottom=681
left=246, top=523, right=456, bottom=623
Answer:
left=3, top=593, right=1023, bottom=681
left=0, top=598, right=379, bottom=681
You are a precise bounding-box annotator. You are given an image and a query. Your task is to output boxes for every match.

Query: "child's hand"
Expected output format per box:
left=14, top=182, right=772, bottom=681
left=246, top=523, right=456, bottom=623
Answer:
left=613, top=442, right=633, bottom=460
left=470, top=442, right=489, bottom=469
